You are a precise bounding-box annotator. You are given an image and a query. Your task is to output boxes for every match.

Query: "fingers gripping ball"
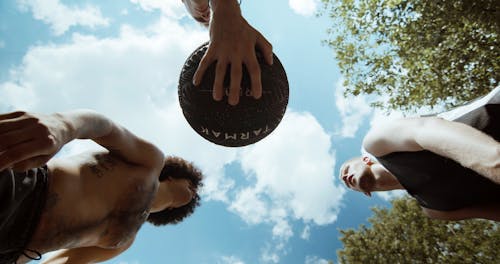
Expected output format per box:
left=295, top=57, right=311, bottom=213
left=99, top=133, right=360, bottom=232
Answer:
left=178, top=42, right=289, bottom=147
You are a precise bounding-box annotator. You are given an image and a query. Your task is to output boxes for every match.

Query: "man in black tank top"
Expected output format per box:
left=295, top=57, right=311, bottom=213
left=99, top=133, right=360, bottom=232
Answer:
left=339, top=87, right=500, bottom=221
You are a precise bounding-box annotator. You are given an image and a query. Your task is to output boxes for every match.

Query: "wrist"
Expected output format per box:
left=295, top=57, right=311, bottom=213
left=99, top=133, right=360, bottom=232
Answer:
left=53, top=112, right=76, bottom=144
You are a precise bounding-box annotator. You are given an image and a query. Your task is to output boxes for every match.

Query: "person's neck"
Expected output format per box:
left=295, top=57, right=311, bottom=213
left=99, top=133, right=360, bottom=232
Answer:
left=371, top=163, right=404, bottom=191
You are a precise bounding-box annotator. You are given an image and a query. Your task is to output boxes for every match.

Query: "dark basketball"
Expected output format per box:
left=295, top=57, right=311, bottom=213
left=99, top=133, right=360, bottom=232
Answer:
left=178, top=42, right=289, bottom=147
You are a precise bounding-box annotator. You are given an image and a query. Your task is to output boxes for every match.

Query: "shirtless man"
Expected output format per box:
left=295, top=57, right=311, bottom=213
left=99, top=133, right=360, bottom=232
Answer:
left=0, top=110, right=203, bottom=263
left=182, top=0, right=274, bottom=105
left=339, top=87, right=500, bottom=221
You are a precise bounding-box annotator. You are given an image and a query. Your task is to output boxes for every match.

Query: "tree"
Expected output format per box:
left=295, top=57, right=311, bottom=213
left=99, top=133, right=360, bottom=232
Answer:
left=337, top=197, right=500, bottom=263
left=321, top=0, right=499, bottom=111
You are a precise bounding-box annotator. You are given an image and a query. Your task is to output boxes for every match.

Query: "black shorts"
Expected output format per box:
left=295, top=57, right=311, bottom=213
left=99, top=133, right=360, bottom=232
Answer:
left=0, top=167, right=48, bottom=264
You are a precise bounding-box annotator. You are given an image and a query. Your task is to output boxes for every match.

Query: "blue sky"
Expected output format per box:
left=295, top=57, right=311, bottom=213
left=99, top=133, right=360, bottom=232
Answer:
left=0, top=0, right=406, bottom=263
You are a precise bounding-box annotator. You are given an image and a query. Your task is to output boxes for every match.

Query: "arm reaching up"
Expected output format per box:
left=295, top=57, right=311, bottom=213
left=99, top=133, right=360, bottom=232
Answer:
left=183, top=0, right=273, bottom=105
left=0, top=110, right=163, bottom=172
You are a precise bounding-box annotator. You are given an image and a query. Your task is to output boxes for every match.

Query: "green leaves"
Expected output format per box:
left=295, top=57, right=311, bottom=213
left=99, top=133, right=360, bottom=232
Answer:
left=323, top=0, right=499, bottom=112
left=337, top=197, right=500, bottom=263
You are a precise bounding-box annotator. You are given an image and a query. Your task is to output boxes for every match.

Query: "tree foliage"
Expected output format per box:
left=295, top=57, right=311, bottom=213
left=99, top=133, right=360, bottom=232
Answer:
left=322, top=0, right=500, bottom=111
left=337, top=197, right=500, bottom=263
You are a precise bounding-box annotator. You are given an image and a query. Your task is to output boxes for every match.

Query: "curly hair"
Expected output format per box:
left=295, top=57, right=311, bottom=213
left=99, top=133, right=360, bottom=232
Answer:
left=147, top=156, right=204, bottom=226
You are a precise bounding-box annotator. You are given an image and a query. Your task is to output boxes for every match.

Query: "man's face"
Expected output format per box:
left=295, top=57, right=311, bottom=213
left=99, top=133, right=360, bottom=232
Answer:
left=339, top=157, right=375, bottom=195
left=161, top=178, right=194, bottom=209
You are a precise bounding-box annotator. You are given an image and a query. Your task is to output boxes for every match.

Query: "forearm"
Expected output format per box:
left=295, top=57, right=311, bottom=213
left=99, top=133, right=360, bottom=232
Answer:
left=57, top=110, right=114, bottom=143
left=0, top=110, right=115, bottom=171
left=417, top=117, right=500, bottom=182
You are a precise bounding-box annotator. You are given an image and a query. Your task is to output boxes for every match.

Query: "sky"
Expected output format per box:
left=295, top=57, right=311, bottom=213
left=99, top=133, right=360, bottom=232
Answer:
left=0, top=0, right=406, bottom=263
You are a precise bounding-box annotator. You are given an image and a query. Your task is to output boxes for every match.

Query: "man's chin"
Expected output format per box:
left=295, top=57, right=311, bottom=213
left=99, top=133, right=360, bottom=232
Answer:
left=358, top=176, right=375, bottom=193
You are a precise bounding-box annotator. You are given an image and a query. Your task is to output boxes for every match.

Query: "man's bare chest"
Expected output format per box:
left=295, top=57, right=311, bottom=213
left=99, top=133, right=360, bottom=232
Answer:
left=28, top=152, right=158, bottom=252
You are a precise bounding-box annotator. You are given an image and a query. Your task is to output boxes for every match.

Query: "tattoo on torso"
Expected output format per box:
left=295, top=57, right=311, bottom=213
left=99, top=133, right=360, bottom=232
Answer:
left=88, top=154, right=118, bottom=178
left=36, top=153, right=157, bottom=251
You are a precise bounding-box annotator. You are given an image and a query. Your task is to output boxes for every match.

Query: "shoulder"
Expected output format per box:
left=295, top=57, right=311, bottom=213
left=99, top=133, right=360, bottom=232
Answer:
left=363, top=117, right=431, bottom=157
left=49, top=149, right=162, bottom=181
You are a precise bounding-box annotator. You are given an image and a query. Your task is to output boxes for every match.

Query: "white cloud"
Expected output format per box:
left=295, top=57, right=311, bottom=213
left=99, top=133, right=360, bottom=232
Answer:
left=289, top=0, right=319, bottom=17
left=236, top=111, right=344, bottom=227
left=301, top=225, right=311, bottom=240
left=230, top=188, right=269, bottom=224
left=228, top=111, right=345, bottom=263
left=0, top=40, right=5, bottom=48
left=261, top=244, right=280, bottom=264
left=334, top=79, right=372, bottom=138
left=305, top=255, right=330, bottom=264
left=17, top=0, right=109, bottom=36
left=219, top=255, right=245, bottom=264
left=130, top=0, right=186, bottom=19
left=0, top=18, right=202, bottom=114
left=272, top=218, right=293, bottom=240
left=262, top=230, right=291, bottom=263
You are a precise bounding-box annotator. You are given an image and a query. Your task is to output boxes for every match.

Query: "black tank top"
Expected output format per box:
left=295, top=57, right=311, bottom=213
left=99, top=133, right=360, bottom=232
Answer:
left=377, top=88, right=500, bottom=211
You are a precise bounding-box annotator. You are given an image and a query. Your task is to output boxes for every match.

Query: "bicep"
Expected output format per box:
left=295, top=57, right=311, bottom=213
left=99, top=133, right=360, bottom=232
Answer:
left=362, top=118, right=425, bottom=157
left=94, top=125, right=164, bottom=169
left=64, top=110, right=164, bottom=170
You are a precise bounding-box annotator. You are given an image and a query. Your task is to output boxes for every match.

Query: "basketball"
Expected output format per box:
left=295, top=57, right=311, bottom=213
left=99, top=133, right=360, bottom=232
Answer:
left=178, top=42, right=289, bottom=147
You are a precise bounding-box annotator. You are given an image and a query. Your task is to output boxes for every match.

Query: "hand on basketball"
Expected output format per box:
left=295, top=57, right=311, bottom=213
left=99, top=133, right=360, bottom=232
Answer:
left=182, top=0, right=211, bottom=26
left=192, top=1, right=273, bottom=106
left=0, top=111, right=69, bottom=171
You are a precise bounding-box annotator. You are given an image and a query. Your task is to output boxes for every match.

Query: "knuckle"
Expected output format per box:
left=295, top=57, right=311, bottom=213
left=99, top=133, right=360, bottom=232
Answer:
left=199, top=54, right=210, bottom=64
left=40, top=136, right=57, bottom=148
left=205, top=47, right=216, bottom=56
left=24, top=116, right=38, bottom=125
left=14, top=111, right=27, bottom=117
left=215, top=59, right=224, bottom=66
left=34, top=121, right=50, bottom=134
left=22, top=112, right=37, bottom=120
left=204, top=47, right=216, bottom=58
